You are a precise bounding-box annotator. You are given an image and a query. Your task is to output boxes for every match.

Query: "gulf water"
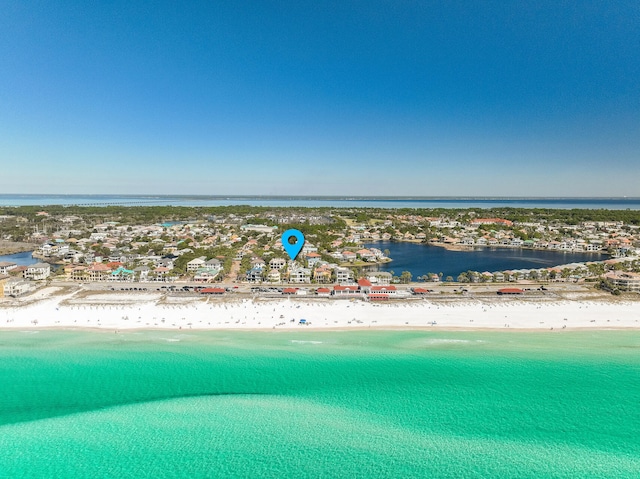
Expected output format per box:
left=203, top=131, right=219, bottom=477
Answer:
left=1, top=330, right=639, bottom=478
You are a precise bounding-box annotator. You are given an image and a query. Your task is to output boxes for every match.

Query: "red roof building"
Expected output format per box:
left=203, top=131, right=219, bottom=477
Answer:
left=333, top=285, right=360, bottom=295
left=368, top=294, right=389, bottom=301
left=88, top=263, right=111, bottom=272
left=200, top=287, right=225, bottom=294
left=497, top=288, right=523, bottom=295
left=371, top=285, right=396, bottom=294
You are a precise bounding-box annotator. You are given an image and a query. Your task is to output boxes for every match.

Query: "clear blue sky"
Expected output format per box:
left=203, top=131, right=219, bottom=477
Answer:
left=1, top=1, right=639, bottom=196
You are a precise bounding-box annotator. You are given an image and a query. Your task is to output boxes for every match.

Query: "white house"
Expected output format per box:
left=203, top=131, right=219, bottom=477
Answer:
left=336, top=267, right=354, bottom=284
left=246, top=266, right=264, bottom=283
left=269, top=258, right=287, bottom=270
left=0, top=261, right=17, bottom=275
left=134, top=266, right=150, bottom=282
left=4, top=278, right=35, bottom=297
left=23, top=263, right=51, bottom=280
left=187, top=257, right=207, bottom=272
left=289, top=267, right=311, bottom=283
left=305, top=252, right=322, bottom=268
left=267, top=269, right=281, bottom=282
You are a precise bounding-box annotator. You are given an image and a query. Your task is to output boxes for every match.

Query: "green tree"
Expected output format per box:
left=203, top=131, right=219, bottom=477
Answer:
left=400, top=271, right=412, bottom=284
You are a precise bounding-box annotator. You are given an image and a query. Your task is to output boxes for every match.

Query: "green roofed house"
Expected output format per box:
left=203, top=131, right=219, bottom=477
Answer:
left=111, top=266, right=134, bottom=281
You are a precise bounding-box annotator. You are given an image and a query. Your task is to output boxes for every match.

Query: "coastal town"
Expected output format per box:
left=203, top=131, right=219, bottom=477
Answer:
left=1, top=206, right=640, bottom=299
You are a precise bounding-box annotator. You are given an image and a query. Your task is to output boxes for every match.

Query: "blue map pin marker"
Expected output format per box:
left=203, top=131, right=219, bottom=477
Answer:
left=282, top=229, right=305, bottom=260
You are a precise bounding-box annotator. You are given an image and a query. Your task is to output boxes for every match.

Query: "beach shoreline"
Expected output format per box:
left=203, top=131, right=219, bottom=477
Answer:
left=1, top=285, right=638, bottom=332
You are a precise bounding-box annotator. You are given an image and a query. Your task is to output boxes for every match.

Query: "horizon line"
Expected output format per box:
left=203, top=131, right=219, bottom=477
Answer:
left=1, top=194, right=639, bottom=200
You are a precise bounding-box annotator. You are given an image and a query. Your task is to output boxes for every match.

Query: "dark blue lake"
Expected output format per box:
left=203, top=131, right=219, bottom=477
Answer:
left=365, top=242, right=604, bottom=279
left=0, top=251, right=38, bottom=266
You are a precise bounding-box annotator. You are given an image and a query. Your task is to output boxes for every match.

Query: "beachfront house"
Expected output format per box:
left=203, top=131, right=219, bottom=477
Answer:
left=134, top=266, right=151, bottom=282
left=194, top=269, right=220, bottom=282
left=313, top=264, right=332, bottom=283
left=246, top=266, right=265, bottom=283
left=23, top=263, right=51, bottom=281
left=289, top=267, right=311, bottom=284
left=187, top=257, right=207, bottom=272
left=267, top=269, right=281, bottom=283
left=0, top=262, right=17, bottom=275
left=3, top=278, right=35, bottom=297
left=336, top=267, right=354, bottom=284
left=605, top=272, right=640, bottom=292
left=88, top=263, right=112, bottom=281
left=110, top=266, right=135, bottom=282
left=192, top=259, right=222, bottom=281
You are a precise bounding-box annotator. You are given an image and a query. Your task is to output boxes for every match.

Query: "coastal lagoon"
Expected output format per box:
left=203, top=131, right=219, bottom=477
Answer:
left=0, top=251, right=39, bottom=267
left=1, top=330, right=639, bottom=478
left=366, top=242, right=604, bottom=279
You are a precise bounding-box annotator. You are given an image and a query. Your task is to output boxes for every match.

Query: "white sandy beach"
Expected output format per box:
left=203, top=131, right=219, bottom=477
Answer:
left=1, top=288, right=639, bottom=331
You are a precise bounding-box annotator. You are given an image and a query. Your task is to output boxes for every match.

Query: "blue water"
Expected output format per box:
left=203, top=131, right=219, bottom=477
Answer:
left=1, top=195, right=639, bottom=209
left=366, top=242, right=603, bottom=278
left=0, top=251, right=38, bottom=266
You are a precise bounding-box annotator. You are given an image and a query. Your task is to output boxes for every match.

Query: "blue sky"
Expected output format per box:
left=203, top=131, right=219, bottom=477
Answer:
left=1, top=1, right=639, bottom=196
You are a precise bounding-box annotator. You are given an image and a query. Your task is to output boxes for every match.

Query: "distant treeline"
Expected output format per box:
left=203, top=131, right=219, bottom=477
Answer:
left=1, top=205, right=640, bottom=225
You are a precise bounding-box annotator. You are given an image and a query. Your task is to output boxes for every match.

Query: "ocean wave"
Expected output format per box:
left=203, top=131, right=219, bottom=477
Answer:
left=290, top=340, right=323, bottom=345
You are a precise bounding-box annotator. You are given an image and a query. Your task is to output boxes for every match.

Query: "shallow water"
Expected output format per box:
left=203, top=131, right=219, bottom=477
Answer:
left=1, top=330, right=639, bottom=478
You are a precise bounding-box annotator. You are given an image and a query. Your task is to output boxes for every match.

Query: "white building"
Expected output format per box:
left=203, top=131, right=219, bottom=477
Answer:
left=187, top=257, right=206, bottom=272
left=24, top=263, right=51, bottom=280
left=4, top=278, right=35, bottom=297
left=289, top=267, right=311, bottom=283
left=0, top=261, right=17, bottom=275
left=605, top=272, right=640, bottom=292
left=336, top=267, right=354, bottom=284
left=269, top=258, right=287, bottom=270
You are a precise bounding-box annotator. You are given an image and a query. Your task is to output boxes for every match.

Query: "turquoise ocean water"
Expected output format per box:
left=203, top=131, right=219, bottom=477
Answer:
left=1, top=330, right=639, bottom=478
